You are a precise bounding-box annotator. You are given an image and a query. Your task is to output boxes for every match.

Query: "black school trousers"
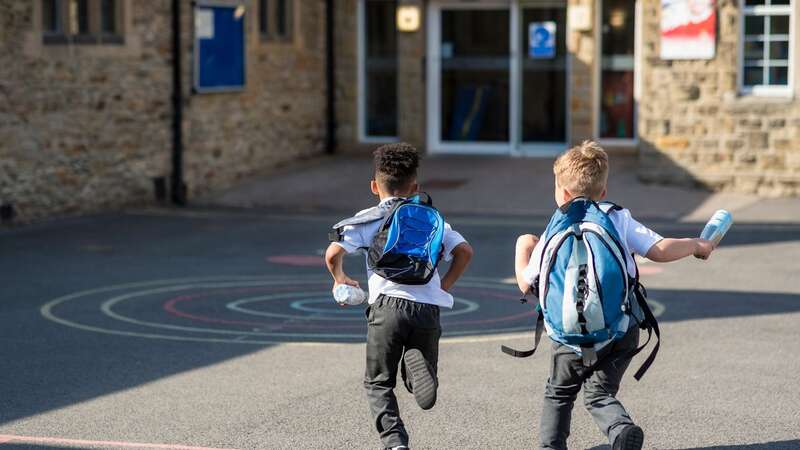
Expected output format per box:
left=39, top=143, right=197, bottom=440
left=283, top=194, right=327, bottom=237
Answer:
left=540, top=327, right=640, bottom=449
left=363, top=295, right=441, bottom=448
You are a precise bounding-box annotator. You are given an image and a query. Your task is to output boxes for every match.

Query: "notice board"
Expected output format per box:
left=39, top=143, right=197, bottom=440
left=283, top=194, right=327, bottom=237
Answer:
left=194, top=2, right=246, bottom=93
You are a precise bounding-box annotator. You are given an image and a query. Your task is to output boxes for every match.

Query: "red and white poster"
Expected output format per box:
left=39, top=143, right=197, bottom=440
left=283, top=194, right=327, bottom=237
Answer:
left=661, top=0, right=716, bottom=60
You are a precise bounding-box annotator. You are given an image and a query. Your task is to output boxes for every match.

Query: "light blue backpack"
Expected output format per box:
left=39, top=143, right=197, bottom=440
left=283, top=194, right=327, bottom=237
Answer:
left=502, top=198, right=660, bottom=381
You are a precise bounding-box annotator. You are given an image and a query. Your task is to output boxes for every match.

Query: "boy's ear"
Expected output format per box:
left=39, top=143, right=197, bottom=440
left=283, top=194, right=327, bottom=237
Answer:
left=599, top=187, right=607, bottom=200
left=411, top=181, right=419, bottom=193
left=370, top=180, right=380, bottom=196
left=561, top=186, right=572, bottom=203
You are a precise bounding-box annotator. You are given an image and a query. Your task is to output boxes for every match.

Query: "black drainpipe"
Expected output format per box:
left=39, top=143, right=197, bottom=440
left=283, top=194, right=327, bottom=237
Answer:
left=325, top=0, right=336, bottom=154
left=171, top=0, right=187, bottom=205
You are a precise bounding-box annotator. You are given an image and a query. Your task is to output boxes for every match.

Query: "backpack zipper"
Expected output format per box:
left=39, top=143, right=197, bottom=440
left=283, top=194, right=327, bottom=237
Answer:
left=585, top=241, right=605, bottom=310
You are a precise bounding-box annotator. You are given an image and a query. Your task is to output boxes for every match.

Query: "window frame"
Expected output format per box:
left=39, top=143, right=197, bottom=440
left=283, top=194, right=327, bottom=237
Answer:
left=42, top=0, right=125, bottom=46
left=357, top=0, right=400, bottom=143
left=259, top=0, right=293, bottom=42
left=42, top=0, right=64, bottom=36
left=593, top=0, right=642, bottom=147
left=738, top=1, right=795, bottom=97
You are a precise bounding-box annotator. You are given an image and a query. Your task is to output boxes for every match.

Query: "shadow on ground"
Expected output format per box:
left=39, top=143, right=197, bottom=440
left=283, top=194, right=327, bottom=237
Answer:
left=1, top=210, right=798, bottom=430
left=588, top=440, right=800, bottom=450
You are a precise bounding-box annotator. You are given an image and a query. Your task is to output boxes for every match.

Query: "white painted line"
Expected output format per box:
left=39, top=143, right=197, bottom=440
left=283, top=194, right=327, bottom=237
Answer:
left=40, top=275, right=665, bottom=347
left=0, top=434, right=237, bottom=450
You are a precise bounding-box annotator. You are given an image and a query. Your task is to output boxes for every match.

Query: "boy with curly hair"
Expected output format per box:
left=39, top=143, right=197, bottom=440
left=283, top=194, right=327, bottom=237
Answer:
left=325, top=143, right=473, bottom=450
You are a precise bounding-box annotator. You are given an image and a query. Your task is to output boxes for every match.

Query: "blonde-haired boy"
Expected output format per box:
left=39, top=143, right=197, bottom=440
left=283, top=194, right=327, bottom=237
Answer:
left=514, top=141, right=714, bottom=450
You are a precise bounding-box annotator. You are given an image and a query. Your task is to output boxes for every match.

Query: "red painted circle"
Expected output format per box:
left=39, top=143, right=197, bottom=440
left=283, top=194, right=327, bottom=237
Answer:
left=162, top=285, right=534, bottom=330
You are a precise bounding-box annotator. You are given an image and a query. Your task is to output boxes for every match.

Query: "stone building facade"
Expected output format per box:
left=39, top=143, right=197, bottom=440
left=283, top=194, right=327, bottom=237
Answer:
left=638, top=0, right=800, bottom=196
left=1, top=0, right=798, bottom=222
left=0, top=0, right=327, bottom=221
left=336, top=0, right=800, bottom=196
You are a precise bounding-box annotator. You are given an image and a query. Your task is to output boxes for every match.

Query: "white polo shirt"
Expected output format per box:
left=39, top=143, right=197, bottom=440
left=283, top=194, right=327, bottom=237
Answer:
left=332, top=198, right=467, bottom=308
left=522, top=207, right=663, bottom=285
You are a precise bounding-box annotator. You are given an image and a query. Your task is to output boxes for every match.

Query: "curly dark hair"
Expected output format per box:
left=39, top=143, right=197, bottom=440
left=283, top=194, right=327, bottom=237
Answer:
left=373, top=143, right=420, bottom=194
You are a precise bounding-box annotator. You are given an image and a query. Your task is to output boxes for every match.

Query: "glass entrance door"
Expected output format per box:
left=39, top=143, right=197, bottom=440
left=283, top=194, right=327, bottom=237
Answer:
left=427, top=1, right=569, bottom=155
left=519, top=3, right=568, bottom=148
left=440, top=8, right=510, bottom=144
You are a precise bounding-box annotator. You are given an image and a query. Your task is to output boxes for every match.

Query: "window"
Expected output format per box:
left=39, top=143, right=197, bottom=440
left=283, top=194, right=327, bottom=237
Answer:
left=259, top=0, right=293, bottom=41
left=42, top=0, right=123, bottom=45
left=101, top=0, right=117, bottom=34
left=42, top=0, right=62, bottom=34
left=740, top=0, right=794, bottom=95
left=598, top=0, right=636, bottom=140
left=360, top=0, right=398, bottom=139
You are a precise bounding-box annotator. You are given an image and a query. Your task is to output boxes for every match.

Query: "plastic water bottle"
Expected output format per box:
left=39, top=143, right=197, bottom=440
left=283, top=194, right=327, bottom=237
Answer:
left=700, top=210, right=733, bottom=246
left=333, top=284, right=367, bottom=306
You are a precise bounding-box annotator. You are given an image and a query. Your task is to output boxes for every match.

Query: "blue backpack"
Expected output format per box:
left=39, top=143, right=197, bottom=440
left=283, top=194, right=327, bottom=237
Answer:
left=330, top=193, right=445, bottom=285
left=502, top=198, right=660, bottom=381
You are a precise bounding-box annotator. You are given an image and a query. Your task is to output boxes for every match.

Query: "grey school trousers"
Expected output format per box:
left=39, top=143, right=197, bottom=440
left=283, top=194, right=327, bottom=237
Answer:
left=540, top=327, right=640, bottom=450
left=364, top=295, right=441, bottom=449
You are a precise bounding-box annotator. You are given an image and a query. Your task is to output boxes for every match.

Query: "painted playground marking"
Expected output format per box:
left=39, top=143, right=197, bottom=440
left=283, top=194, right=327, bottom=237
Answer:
left=40, top=275, right=665, bottom=346
left=0, top=434, right=237, bottom=450
left=265, top=255, right=326, bottom=267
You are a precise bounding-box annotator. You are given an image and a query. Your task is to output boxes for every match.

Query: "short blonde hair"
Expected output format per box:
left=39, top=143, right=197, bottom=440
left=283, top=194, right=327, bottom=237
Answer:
left=553, top=141, right=609, bottom=199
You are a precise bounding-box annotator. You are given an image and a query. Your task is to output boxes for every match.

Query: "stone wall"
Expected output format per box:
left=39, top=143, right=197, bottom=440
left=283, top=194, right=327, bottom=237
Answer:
left=333, top=0, right=363, bottom=154
left=182, top=0, right=327, bottom=196
left=0, top=0, right=328, bottom=222
left=1, top=0, right=172, bottom=221
left=567, top=0, right=597, bottom=145
left=638, top=0, right=800, bottom=196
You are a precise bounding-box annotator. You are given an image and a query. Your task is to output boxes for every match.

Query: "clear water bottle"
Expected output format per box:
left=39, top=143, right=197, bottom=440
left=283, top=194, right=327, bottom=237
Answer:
left=333, top=284, right=367, bottom=306
left=700, top=209, right=733, bottom=246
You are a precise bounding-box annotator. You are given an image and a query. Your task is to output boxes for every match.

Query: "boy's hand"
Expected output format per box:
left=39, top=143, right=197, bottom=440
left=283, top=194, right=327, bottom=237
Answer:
left=693, top=238, right=715, bottom=260
left=333, top=276, right=360, bottom=291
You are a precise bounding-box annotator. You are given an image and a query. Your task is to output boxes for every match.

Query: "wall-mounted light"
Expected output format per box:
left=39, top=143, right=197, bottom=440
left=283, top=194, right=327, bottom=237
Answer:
left=397, top=5, right=421, bottom=32
left=568, top=5, right=592, bottom=31
left=609, top=9, right=626, bottom=28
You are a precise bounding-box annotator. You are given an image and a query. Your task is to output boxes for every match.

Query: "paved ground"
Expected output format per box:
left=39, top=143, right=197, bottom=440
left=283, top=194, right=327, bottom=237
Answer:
left=2, top=155, right=799, bottom=450
left=203, top=154, right=800, bottom=223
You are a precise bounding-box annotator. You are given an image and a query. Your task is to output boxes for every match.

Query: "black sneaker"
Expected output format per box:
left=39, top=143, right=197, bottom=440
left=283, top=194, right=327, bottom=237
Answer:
left=613, top=425, right=644, bottom=450
left=402, top=348, right=437, bottom=410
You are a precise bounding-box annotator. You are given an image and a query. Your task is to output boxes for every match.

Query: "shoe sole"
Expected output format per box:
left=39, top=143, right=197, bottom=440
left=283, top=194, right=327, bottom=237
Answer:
left=403, top=349, right=437, bottom=410
left=614, top=425, right=644, bottom=450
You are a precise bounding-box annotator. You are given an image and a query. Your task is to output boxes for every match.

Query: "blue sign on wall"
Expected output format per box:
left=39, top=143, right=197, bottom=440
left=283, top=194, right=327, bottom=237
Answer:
left=528, top=21, right=556, bottom=59
left=194, top=4, right=246, bottom=93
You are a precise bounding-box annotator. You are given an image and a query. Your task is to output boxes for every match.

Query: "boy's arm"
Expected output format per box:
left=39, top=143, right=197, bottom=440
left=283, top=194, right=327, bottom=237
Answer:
left=514, top=234, right=539, bottom=294
left=646, top=238, right=715, bottom=263
left=440, top=242, right=473, bottom=292
left=324, top=243, right=360, bottom=289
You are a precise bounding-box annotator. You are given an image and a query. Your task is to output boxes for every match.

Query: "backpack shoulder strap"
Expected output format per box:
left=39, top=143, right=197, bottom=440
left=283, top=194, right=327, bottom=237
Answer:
left=598, top=201, right=624, bottom=213
left=573, top=289, right=660, bottom=383
left=329, top=199, right=405, bottom=242
left=414, top=191, right=434, bottom=207
left=501, top=303, right=544, bottom=358
left=630, top=282, right=661, bottom=380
